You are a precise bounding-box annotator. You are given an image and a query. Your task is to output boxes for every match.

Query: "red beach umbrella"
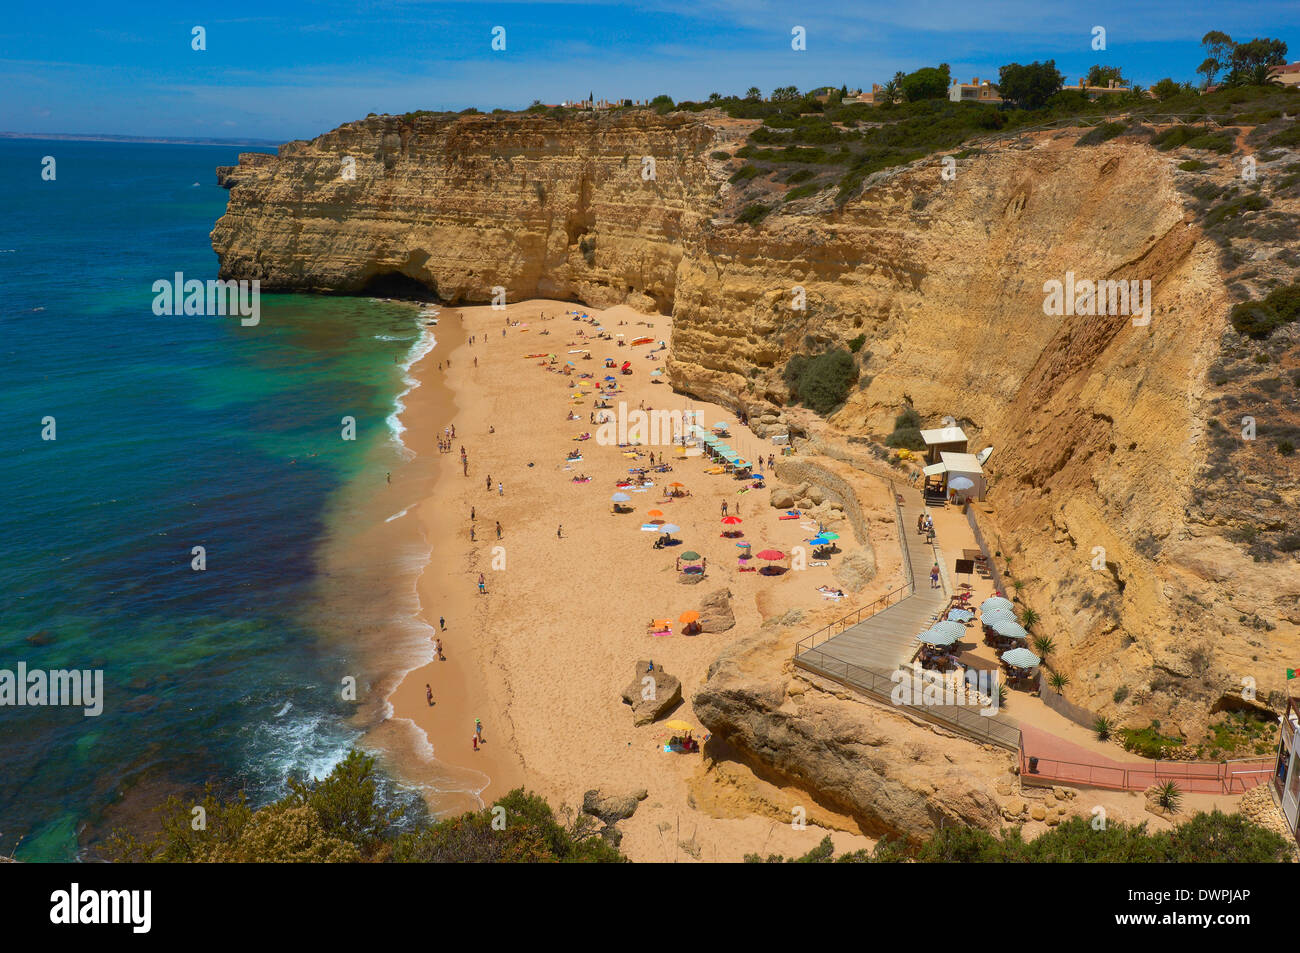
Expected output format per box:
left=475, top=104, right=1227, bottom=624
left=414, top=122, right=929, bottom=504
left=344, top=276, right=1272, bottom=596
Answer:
left=721, top=516, right=743, bottom=525
left=756, top=549, right=785, bottom=561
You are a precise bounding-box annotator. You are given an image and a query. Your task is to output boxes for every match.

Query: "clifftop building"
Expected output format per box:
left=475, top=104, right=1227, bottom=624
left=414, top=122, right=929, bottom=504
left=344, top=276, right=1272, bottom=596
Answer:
left=948, top=77, right=1002, bottom=103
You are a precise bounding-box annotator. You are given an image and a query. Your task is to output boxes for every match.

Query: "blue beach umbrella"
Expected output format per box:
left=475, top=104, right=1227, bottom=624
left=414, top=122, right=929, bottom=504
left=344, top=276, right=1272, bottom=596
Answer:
left=611, top=492, right=631, bottom=502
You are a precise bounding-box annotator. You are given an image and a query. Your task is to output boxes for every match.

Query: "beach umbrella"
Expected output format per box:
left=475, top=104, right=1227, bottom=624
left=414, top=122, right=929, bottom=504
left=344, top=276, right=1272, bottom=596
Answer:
left=991, top=619, right=1029, bottom=641
left=679, top=551, right=702, bottom=561
left=604, top=375, right=616, bottom=381
left=664, top=720, right=694, bottom=733
left=1001, top=647, right=1041, bottom=668
left=647, top=509, right=664, bottom=518
left=679, top=611, right=700, bottom=624
left=660, top=523, right=681, bottom=534
left=932, top=620, right=966, bottom=640
left=809, top=536, right=831, bottom=546
left=981, top=596, right=1014, bottom=613
left=948, top=476, right=975, bottom=492
left=819, top=532, right=840, bottom=540
left=611, top=492, right=631, bottom=502
left=669, top=482, right=686, bottom=488
left=917, top=627, right=959, bottom=646
left=981, top=607, right=1017, bottom=627
left=651, top=368, right=664, bottom=376
left=756, top=549, right=785, bottom=561
left=721, top=516, right=743, bottom=525
left=947, top=608, right=975, bottom=622
left=713, top=422, right=729, bottom=429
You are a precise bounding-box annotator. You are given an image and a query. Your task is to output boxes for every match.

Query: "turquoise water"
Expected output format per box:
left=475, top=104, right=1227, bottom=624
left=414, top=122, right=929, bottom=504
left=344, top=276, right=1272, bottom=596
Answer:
left=0, top=139, right=425, bottom=860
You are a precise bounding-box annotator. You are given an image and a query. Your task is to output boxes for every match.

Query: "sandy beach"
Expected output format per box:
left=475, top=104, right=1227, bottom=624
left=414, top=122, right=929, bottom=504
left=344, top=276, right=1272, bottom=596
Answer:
left=380, top=298, right=886, bottom=861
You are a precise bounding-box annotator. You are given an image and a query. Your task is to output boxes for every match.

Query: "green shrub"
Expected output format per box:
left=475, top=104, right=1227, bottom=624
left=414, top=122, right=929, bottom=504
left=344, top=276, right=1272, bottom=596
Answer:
left=783, top=349, right=858, bottom=415
left=1178, top=159, right=1208, bottom=171
left=709, top=150, right=731, bottom=160
left=729, top=164, right=760, bottom=183
left=736, top=202, right=770, bottom=225
left=848, top=333, right=867, bottom=353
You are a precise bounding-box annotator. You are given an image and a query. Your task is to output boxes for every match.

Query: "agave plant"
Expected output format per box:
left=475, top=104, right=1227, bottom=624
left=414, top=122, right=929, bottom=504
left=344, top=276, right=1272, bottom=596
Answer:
left=1093, top=716, right=1114, bottom=741
left=1154, top=780, right=1182, bottom=813
left=1020, top=607, right=1039, bottom=630
left=1048, top=669, right=1070, bottom=692
left=1011, top=579, right=1025, bottom=594
left=1032, top=634, right=1056, bottom=658
left=997, top=684, right=1008, bottom=709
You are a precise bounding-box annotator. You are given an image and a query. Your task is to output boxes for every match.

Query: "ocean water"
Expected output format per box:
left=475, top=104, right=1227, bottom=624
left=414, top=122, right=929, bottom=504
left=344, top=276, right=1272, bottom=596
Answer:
left=0, top=139, right=431, bottom=860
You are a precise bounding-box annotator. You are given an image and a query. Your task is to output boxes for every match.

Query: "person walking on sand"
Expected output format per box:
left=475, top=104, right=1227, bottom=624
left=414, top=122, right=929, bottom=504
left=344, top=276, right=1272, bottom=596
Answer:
left=557, top=524, right=563, bottom=538
left=477, top=574, right=486, bottom=594
left=425, top=684, right=434, bottom=707
left=471, top=734, right=479, bottom=752
left=930, top=563, right=940, bottom=589
left=436, top=638, right=444, bottom=661
left=471, top=506, right=475, bottom=521
left=495, top=520, right=502, bottom=539
left=497, top=481, right=504, bottom=496
left=462, top=457, right=468, bottom=476
left=470, top=526, right=476, bottom=541
left=486, top=474, right=492, bottom=491
left=721, top=500, right=728, bottom=517
left=439, top=616, right=446, bottom=631
left=475, top=719, right=483, bottom=744
left=386, top=472, right=391, bottom=485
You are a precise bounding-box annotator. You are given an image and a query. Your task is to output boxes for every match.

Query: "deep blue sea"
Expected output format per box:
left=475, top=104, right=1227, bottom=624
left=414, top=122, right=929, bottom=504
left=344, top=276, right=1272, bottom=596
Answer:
left=0, top=139, right=428, bottom=860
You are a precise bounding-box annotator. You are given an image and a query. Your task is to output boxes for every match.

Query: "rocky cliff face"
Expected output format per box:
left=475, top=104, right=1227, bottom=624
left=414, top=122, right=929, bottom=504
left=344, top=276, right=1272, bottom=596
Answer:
left=213, top=112, right=1298, bottom=743
left=212, top=112, right=721, bottom=311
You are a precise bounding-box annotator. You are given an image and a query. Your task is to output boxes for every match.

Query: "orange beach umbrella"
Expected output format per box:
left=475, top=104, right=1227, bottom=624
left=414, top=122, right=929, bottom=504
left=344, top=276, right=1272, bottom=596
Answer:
left=679, top=611, right=700, bottom=624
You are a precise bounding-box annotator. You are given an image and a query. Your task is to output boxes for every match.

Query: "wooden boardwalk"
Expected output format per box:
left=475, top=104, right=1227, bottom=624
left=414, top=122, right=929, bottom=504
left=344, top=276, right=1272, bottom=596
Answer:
left=798, top=491, right=948, bottom=671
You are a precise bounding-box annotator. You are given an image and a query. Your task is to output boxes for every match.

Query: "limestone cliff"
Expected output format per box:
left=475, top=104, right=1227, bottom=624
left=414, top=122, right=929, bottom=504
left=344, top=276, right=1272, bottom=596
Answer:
left=212, top=112, right=721, bottom=312
left=213, top=111, right=1299, bottom=745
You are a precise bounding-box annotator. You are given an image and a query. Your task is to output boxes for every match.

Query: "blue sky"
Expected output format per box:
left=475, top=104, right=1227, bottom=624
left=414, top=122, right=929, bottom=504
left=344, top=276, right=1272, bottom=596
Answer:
left=2, top=0, right=1297, bottom=141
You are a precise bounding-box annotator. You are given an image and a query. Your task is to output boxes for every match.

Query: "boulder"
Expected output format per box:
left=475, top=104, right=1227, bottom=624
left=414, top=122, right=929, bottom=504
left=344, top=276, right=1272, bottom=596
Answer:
left=698, top=588, right=736, bottom=633
left=621, top=661, right=682, bottom=725
left=769, top=487, right=795, bottom=509
left=807, top=487, right=825, bottom=506
left=1029, top=804, right=1047, bottom=821
left=582, top=788, right=649, bottom=825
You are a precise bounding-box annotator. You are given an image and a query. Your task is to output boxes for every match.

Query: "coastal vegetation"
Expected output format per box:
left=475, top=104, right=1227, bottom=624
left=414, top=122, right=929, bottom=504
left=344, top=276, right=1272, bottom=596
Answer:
left=782, top=349, right=858, bottom=415
left=746, top=811, right=1291, bottom=862
left=99, top=752, right=625, bottom=863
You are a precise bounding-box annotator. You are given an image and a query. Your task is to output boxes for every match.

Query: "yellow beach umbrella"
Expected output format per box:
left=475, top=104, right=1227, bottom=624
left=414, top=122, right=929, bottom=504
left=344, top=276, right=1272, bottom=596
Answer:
left=664, top=720, right=694, bottom=732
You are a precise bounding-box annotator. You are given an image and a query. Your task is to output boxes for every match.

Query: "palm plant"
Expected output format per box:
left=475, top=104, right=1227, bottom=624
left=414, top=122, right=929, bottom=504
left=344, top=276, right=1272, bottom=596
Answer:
left=1011, top=579, right=1025, bottom=595
left=1093, top=716, right=1114, bottom=741
left=1048, top=669, right=1070, bottom=692
left=1020, top=607, right=1039, bottom=630
left=881, top=79, right=900, bottom=104
left=1154, top=780, right=1183, bottom=813
left=1032, top=634, right=1055, bottom=658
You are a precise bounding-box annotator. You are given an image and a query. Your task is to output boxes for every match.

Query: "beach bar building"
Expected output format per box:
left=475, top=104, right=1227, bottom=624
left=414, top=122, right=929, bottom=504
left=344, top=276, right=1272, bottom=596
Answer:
left=1273, top=696, right=1300, bottom=843
left=922, top=450, right=987, bottom=502
left=919, top=425, right=968, bottom=465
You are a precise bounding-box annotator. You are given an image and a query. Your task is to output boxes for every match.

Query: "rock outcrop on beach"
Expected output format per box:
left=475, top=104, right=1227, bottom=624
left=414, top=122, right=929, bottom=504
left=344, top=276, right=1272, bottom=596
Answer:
left=620, top=661, right=682, bottom=726
left=692, top=632, right=1013, bottom=841
left=213, top=108, right=1300, bottom=743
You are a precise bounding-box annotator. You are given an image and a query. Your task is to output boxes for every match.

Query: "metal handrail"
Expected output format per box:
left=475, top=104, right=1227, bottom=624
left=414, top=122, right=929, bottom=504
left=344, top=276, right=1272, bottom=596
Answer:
left=1017, top=738, right=1275, bottom=794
